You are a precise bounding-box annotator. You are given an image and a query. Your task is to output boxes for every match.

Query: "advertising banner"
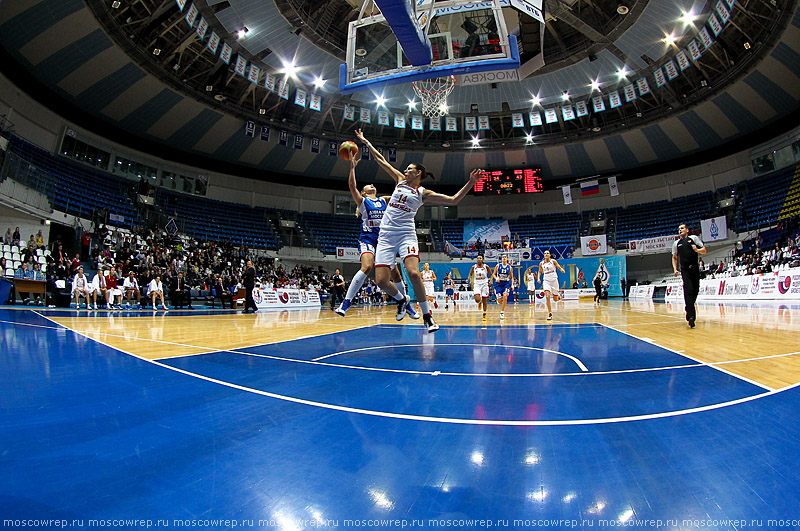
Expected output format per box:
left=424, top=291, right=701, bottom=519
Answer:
left=336, top=247, right=361, bottom=262
left=580, top=234, right=607, bottom=255
left=628, top=234, right=679, bottom=254
left=463, top=219, right=511, bottom=243
left=253, top=288, right=321, bottom=309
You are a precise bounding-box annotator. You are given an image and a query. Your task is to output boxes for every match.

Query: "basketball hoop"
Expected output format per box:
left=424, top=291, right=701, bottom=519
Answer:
left=412, top=75, right=456, bottom=117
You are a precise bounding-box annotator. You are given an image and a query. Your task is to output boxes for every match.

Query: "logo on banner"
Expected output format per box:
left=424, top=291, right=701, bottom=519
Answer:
left=521, top=251, right=531, bottom=260
left=254, top=290, right=263, bottom=304
left=710, top=219, right=719, bottom=239
left=301, top=291, right=309, bottom=303
left=751, top=277, right=759, bottom=294
left=666, top=286, right=673, bottom=296
left=587, top=239, right=601, bottom=251
left=718, top=281, right=726, bottom=295
left=779, top=276, right=792, bottom=294
left=279, top=292, right=290, bottom=304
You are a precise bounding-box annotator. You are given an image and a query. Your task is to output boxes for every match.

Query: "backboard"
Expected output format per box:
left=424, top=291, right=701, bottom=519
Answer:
left=339, top=0, right=521, bottom=94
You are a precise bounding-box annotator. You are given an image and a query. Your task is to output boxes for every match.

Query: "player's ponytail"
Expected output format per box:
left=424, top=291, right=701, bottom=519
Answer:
left=414, top=163, right=436, bottom=182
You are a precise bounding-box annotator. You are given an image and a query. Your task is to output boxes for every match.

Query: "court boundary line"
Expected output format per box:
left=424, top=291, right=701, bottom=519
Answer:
left=600, top=323, right=775, bottom=391
left=24, top=310, right=799, bottom=426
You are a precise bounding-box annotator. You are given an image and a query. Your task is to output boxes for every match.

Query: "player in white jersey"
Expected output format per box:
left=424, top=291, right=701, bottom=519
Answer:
left=469, top=255, right=493, bottom=321
left=525, top=268, right=537, bottom=305
left=335, top=156, right=412, bottom=317
left=421, top=263, right=438, bottom=310
left=536, top=250, right=566, bottom=320
left=356, top=129, right=482, bottom=333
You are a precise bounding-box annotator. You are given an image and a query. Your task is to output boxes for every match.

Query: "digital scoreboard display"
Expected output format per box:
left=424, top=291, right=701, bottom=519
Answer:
left=472, top=168, right=544, bottom=195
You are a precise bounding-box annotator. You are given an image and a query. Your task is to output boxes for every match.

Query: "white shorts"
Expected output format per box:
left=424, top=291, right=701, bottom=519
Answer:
left=527, top=283, right=536, bottom=293
left=423, top=282, right=435, bottom=297
left=542, top=279, right=560, bottom=295
left=474, top=282, right=489, bottom=299
left=358, top=240, right=376, bottom=256
left=375, top=230, right=419, bottom=268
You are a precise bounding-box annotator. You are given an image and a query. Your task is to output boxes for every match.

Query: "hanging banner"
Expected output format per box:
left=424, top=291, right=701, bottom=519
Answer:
left=592, top=95, right=605, bottom=112
left=716, top=0, right=730, bottom=23
left=699, top=27, right=714, bottom=49
left=562, top=186, right=573, bottom=205
left=185, top=3, right=199, bottom=26
left=463, top=219, right=511, bottom=243
left=676, top=50, right=691, bottom=71
left=360, top=144, right=370, bottom=160
left=310, top=93, right=322, bottom=111
left=623, top=84, right=637, bottom=102
left=412, top=115, right=424, bottom=130
left=360, top=108, right=371, bottom=123
left=608, top=176, right=619, bottom=196
left=636, top=77, right=650, bottom=95
left=561, top=105, right=575, bottom=121
left=708, top=13, right=723, bottom=36
left=378, top=110, right=390, bottom=126
left=688, top=40, right=702, bottom=61
left=207, top=31, right=220, bottom=54
left=430, top=116, right=442, bottom=131
left=529, top=111, right=542, bottom=126
left=394, top=114, right=406, bottom=128
left=544, top=108, right=558, bottom=123
left=245, top=120, right=256, bottom=137
left=295, top=89, right=307, bottom=107
left=279, top=129, right=288, bottom=146
left=260, top=125, right=270, bottom=141
left=575, top=101, right=588, bottom=117
left=478, top=116, right=490, bottom=130
left=664, top=60, right=679, bottom=80
left=278, top=80, right=290, bottom=100
left=264, top=73, right=276, bottom=92
left=294, top=133, right=304, bottom=150
left=628, top=235, right=679, bottom=254
left=247, top=63, right=260, bottom=84
left=608, top=91, right=621, bottom=108
left=654, top=67, right=667, bottom=87
left=196, top=17, right=208, bottom=40
left=445, top=116, right=457, bottom=131
left=311, top=137, right=320, bottom=153
left=388, top=147, right=397, bottom=162
left=176, top=0, right=186, bottom=11
left=234, top=55, right=247, bottom=77
left=511, top=113, right=525, bottom=127
left=328, top=142, right=337, bottom=156
left=343, top=105, right=355, bottom=121
left=580, top=234, right=607, bottom=256
left=220, top=42, right=233, bottom=64
left=701, top=216, right=728, bottom=242
left=465, top=116, right=477, bottom=131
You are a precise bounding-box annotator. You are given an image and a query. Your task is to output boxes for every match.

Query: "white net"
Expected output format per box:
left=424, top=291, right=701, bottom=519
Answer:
left=412, top=76, right=456, bottom=117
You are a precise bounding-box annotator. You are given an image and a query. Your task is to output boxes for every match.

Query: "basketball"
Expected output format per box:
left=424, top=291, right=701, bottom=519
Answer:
left=339, top=141, right=358, bottom=160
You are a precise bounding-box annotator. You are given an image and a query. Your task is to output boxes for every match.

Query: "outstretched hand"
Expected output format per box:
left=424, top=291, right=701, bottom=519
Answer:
left=469, top=169, right=484, bottom=183
left=350, top=154, right=360, bottom=169
left=354, top=128, right=367, bottom=143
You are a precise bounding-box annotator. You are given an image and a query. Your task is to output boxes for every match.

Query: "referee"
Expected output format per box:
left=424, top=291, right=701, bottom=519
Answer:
left=672, top=223, right=707, bottom=328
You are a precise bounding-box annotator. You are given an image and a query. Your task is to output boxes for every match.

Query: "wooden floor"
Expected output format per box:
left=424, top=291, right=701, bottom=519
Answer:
left=47, top=298, right=800, bottom=390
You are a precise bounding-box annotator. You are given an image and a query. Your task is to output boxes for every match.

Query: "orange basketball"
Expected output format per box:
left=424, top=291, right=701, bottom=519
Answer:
left=339, top=141, right=358, bottom=160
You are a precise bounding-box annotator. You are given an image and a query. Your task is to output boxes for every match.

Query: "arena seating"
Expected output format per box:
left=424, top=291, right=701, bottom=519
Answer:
left=613, top=192, right=714, bottom=243
left=298, top=212, right=362, bottom=254
left=508, top=213, right=581, bottom=247
left=739, top=164, right=796, bottom=231
left=7, top=136, right=137, bottom=228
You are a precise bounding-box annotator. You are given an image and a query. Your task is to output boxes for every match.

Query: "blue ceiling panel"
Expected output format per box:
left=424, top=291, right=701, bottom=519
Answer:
left=641, top=124, right=682, bottom=160
left=524, top=148, right=553, bottom=179
left=677, top=110, right=723, bottom=147
left=564, top=143, right=596, bottom=175
left=76, top=63, right=147, bottom=113
left=771, top=42, right=800, bottom=80
left=165, top=109, right=224, bottom=151
left=603, top=136, right=639, bottom=169
left=118, top=89, right=184, bottom=134
left=711, top=93, right=762, bottom=134
left=304, top=150, right=343, bottom=182
left=441, top=153, right=467, bottom=185
left=0, top=0, right=85, bottom=50
left=214, top=127, right=258, bottom=161
left=743, top=71, right=797, bottom=114
left=29, top=29, right=112, bottom=88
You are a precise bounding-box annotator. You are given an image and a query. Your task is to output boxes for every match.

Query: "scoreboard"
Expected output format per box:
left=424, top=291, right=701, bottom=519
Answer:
left=472, top=168, right=543, bottom=195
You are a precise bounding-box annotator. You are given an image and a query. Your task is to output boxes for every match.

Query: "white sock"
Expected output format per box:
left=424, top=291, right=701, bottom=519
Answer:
left=419, top=300, right=430, bottom=314
left=345, top=270, right=368, bottom=301
left=395, top=281, right=406, bottom=298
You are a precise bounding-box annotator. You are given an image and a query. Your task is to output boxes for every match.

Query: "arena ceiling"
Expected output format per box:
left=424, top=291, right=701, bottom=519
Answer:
left=1, top=0, right=799, bottom=188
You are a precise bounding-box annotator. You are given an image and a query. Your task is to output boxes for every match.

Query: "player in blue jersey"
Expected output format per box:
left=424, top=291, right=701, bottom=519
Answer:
left=493, top=254, right=515, bottom=320
left=443, top=272, right=456, bottom=310
left=335, top=156, right=415, bottom=318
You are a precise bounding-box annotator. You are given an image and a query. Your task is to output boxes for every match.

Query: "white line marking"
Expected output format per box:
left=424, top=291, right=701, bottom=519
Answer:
left=312, top=343, right=589, bottom=371
left=601, top=323, right=775, bottom=391
left=25, top=311, right=800, bottom=426
left=0, top=319, right=64, bottom=330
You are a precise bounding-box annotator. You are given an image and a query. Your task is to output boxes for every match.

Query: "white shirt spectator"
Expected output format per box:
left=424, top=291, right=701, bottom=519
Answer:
left=72, top=273, right=89, bottom=293
left=149, top=278, right=164, bottom=294
left=123, top=276, right=139, bottom=290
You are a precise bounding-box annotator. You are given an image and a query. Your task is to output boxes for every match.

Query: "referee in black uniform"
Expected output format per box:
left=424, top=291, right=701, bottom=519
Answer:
left=242, top=260, right=257, bottom=314
left=672, top=223, right=707, bottom=328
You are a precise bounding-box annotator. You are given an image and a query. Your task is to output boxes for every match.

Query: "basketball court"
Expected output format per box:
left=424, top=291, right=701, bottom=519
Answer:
left=2, top=299, right=799, bottom=527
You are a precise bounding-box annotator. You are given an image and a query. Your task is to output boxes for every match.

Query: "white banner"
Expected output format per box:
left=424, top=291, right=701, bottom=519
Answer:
left=253, top=288, right=321, bottom=309
left=562, top=185, right=573, bottom=205
left=463, top=219, right=511, bottom=243
left=628, top=234, right=679, bottom=254
left=661, top=268, right=800, bottom=301
left=336, top=247, right=361, bottom=262
left=608, top=176, right=619, bottom=196
left=580, top=235, right=607, bottom=255
left=701, top=216, right=728, bottom=242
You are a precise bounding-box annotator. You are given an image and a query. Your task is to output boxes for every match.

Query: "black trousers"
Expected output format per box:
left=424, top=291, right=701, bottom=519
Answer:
left=330, top=288, right=344, bottom=308
left=594, top=285, right=602, bottom=302
left=244, top=286, right=257, bottom=312
left=681, top=264, right=701, bottom=321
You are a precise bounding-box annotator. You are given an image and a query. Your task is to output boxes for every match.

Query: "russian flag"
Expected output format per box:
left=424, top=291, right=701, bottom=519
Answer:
left=580, top=180, right=600, bottom=196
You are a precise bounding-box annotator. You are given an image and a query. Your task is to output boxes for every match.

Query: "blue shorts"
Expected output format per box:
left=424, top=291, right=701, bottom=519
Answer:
left=495, top=281, right=512, bottom=296
left=445, top=289, right=454, bottom=297
left=358, top=232, right=379, bottom=256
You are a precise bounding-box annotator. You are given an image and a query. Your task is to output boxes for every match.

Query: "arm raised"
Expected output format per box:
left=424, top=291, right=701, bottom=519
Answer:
left=347, top=156, right=363, bottom=205
left=355, top=128, right=404, bottom=183
left=422, top=169, right=483, bottom=205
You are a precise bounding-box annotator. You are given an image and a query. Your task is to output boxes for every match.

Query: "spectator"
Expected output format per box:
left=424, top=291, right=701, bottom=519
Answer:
left=3, top=228, right=12, bottom=244
left=12, top=227, right=21, bottom=245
